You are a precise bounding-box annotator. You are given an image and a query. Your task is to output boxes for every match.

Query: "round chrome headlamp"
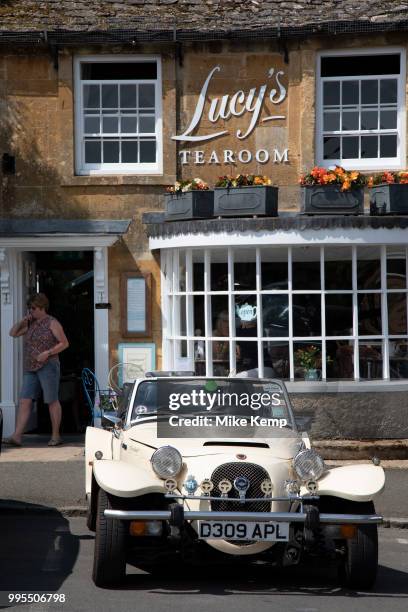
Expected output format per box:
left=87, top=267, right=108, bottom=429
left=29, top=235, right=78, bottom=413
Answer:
left=151, top=446, right=183, bottom=479
left=293, top=449, right=325, bottom=481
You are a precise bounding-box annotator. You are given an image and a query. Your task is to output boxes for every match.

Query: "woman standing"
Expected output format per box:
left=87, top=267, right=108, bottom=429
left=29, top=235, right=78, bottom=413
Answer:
left=5, top=293, right=69, bottom=447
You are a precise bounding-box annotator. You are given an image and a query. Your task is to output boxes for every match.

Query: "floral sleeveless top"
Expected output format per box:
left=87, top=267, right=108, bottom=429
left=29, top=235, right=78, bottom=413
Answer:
left=24, top=315, right=59, bottom=372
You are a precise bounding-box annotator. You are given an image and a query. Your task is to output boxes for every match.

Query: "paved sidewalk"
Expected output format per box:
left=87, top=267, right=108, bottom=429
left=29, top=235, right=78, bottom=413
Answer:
left=1, top=434, right=84, bottom=462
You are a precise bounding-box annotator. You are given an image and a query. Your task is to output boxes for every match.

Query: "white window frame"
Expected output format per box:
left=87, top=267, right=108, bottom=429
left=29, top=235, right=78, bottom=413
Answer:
left=162, top=245, right=408, bottom=384
left=74, top=54, right=163, bottom=175
left=316, top=47, right=406, bottom=171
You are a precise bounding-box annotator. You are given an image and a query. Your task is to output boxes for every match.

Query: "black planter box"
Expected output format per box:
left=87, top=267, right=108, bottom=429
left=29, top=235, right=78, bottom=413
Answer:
left=214, top=186, right=278, bottom=217
left=301, top=185, right=364, bottom=215
left=370, top=184, right=408, bottom=215
left=164, top=190, right=214, bottom=221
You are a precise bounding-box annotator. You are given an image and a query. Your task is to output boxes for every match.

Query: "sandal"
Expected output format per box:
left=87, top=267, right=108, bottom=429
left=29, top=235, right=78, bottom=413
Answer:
left=4, top=437, right=22, bottom=447
left=48, top=438, right=63, bottom=447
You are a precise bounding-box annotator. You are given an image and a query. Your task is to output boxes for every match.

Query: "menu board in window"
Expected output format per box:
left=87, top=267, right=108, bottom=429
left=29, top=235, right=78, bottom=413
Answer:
left=121, top=272, right=151, bottom=338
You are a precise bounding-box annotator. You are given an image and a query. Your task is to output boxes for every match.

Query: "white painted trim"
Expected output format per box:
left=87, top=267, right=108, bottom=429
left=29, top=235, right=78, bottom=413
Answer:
left=0, top=249, right=17, bottom=437
left=94, top=246, right=110, bottom=426
left=0, top=236, right=119, bottom=249
left=150, top=227, right=408, bottom=250
left=74, top=54, right=163, bottom=176
left=286, top=380, right=408, bottom=392
left=315, top=46, right=406, bottom=170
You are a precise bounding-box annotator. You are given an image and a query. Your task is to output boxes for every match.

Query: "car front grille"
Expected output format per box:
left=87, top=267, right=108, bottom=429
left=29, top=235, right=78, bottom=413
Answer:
left=210, top=462, right=271, bottom=513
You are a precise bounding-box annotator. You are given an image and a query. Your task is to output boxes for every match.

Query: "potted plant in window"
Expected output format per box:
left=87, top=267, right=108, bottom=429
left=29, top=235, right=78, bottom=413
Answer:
left=165, top=178, right=213, bottom=221
left=368, top=171, right=408, bottom=215
left=214, top=174, right=278, bottom=217
left=299, top=166, right=366, bottom=214
left=294, top=345, right=322, bottom=381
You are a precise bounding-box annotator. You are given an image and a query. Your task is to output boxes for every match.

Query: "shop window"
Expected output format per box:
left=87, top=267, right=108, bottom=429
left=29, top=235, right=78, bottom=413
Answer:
left=74, top=56, right=162, bottom=175
left=317, top=50, right=405, bottom=170
left=164, top=245, right=408, bottom=381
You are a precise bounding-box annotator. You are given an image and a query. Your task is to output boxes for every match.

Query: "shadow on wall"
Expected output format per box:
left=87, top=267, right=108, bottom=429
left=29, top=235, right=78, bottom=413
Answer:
left=0, top=87, right=88, bottom=218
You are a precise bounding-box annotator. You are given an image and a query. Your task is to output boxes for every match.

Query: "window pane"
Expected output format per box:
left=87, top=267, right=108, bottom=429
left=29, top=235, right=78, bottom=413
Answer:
left=359, top=340, right=382, bottom=379
left=342, top=111, right=359, bottom=131
left=178, top=250, right=186, bottom=292
left=84, top=116, right=100, bottom=133
left=388, top=293, right=407, bottom=334
left=234, top=249, right=256, bottom=290
left=327, top=340, right=354, bottom=379
left=193, top=295, right=205, bottom=335
left=324, top=112, right=340, bottom=131
left=139, top=84, right=155, bottom=107
left=211, top=250, right=228, bottom=291
left=262, top=295, right=289, bottom=337
left=82, top=62, right=157, bottom=80
left=140, top=140, right=156, bottom=163
left=261, top=248, right=288, bottom=290
left=102, top=117, right=118, bottom=134
left=211, top=341, right=230, bottom=376
left=193, top=251, right=204, bottom=291
left=325, top=294, right=353, bottom=336
left=293, top=295, right=321, bottom=336
left=387, top=248, right=406, bottom=289
left=84, top=140, right=101, bottom=163
left=358, top=293, right=382, bottom=335
left=294, top=342, right=322, bottom=380
left=122, top=141, right=138, bottom=163
left=361, top=110, right=378, bottom=130
left=139, top=115, right=156, bottom=133
left=323, top=81, right=340, bottom=105
left=83, top=84, right=100, bottom=108
left=178, top=295, right=187, bottom=336
left=121, top=117, right=137, bottom=133
left=380, top=135, right=397, bottom=158
left=323, top=136, right=340, bottom=159
left=380, top=110, right=397, bottom=130
left=357, top=248, right=381, bottom=289
left=380, top=79, right=397, bottom=104
left=390, top=342, right=408, bottom=379
left=264, top=341, right=289, bottom=379
left=361, top=135, right=378, bottom=158
left=236, top=341, right=258, bottom=373
left=324, top=247, right=352, bottom=289
left=361, top=80, right=378, bottom=104
left=342, top=80, right=359, bottom=105
left=102, top=84, right=118, bottom=109
left=120, top=84, right=137, bottom=108
left=212, top=296, right=229, bottom=338
left=103, top=140, right=119, bottom=163
left=235, top=296, right=257, bottom=333
left=293, top=248, right=320, bottom=290
left=343, top=136, right=359, bottom=159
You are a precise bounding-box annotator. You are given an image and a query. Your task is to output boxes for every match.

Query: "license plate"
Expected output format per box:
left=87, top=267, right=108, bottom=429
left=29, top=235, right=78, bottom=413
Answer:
left=198, top=521, right=289, bottom=542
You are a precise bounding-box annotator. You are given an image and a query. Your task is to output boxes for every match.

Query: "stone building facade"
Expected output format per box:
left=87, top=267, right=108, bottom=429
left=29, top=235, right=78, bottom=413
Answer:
left=1, top=1, right=408, bottom=438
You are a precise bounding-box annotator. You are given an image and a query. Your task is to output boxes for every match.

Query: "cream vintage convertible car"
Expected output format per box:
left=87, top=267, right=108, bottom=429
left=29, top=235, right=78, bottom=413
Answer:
left=85, top=374, right=384, bottom=588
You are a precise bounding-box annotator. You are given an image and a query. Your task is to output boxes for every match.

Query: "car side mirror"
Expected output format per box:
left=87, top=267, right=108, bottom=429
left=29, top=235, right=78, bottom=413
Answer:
left=102, top=411, right=122, bottom=430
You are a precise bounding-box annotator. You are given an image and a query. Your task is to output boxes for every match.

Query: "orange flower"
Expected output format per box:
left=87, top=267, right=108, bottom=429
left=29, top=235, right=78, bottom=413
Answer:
left=341, top=179, right=351, bottom=191
left=367, top=176, right=374, bottom=188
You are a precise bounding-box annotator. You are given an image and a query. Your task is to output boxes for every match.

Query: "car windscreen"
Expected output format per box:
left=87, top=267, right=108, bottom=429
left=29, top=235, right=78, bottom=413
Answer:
left=130, top=378, right=295, bottom=437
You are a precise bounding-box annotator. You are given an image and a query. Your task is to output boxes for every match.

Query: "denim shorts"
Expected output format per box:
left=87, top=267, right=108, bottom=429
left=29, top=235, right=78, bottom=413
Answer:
left=20, top=360, right=60, bottom=404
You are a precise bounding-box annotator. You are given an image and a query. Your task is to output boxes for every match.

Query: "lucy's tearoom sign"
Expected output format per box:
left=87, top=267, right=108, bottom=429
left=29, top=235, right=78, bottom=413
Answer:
left=172, top=65, right=289, bottom=166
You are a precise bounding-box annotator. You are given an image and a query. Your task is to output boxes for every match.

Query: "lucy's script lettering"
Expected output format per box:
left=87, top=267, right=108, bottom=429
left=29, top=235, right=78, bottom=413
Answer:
left=172, top=66, right=287, bottom=143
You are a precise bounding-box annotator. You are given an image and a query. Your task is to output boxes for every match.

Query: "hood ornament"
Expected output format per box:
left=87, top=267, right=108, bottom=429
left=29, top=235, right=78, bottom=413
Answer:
left=233, top=476, right=250, bottom=501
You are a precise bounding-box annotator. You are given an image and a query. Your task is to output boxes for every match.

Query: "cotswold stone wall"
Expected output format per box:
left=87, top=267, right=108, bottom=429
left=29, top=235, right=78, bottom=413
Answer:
left=291, top=391, right=408, bottom=440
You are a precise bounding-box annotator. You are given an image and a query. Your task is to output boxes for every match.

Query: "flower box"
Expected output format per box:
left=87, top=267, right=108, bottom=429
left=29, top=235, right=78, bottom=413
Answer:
left=214, top=185, right=278, bottom=217
left=300, top=185, right=364, bottom=215
left=164, top=190, right=214, bottom=221
left=369, top=184, right=408, bottom=215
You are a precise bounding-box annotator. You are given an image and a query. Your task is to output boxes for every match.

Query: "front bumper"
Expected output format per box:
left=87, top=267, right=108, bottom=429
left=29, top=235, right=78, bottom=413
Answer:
left=104, top=509, right=382, bottom=525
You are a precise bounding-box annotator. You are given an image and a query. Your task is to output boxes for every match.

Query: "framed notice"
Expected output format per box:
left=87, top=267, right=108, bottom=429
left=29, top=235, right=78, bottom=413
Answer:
left=118, top=343, right=156, bottom=384
left=121, top=272, right=151, bottom=338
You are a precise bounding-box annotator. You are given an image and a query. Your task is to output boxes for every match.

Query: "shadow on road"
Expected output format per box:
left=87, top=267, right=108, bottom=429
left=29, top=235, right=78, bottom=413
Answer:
left=0, top=502, right=80, bottom=593
left=118, top=561, right=408, bottom=599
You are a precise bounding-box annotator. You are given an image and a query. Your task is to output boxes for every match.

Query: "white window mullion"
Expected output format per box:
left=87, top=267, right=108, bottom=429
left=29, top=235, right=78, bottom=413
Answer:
left=204, top=250, right=213, bottom=376
left=381, top=245, right=390, bottom=379
left=288, top=247, right=294, bottom=381
left=228, top=248, right=236, bottom=376
left=352, top=246, right=359, bottom=380
left=256, top=248, right=264, bottom=378
left=320, top=247, right=326, bottom=381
